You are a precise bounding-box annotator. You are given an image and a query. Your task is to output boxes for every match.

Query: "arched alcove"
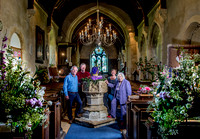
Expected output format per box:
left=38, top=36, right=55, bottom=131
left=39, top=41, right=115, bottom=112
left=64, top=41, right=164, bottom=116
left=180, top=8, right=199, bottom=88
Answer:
left=184, top=22, right=200, bottom=45
left=10, top=33, right=22, bottom=60
left=149, top=23, right=162, bottom=63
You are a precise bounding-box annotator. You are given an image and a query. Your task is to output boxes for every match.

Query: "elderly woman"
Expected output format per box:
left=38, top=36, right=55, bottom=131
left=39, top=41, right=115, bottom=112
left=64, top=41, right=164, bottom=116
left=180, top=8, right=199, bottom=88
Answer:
left=105, top=72, right=132, bottom=129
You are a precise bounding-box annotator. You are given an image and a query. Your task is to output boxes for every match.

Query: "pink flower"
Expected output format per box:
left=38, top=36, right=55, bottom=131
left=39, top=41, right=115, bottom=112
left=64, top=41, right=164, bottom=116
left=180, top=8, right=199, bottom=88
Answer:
left=139, top=87, right=142, bottom=90
left=145, top=87, right=151, bottom=91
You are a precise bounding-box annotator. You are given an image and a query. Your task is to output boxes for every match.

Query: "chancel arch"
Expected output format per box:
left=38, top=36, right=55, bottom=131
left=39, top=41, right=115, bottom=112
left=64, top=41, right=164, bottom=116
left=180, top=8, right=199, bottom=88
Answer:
left=60, top=3, right=134, bottom=74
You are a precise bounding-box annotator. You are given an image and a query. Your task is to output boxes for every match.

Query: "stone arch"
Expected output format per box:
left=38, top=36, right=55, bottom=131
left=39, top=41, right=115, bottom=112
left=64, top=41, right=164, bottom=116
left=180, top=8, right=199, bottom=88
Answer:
left=181, top=15, right=200, bottom=41
left=184, top=22, right=200, bottom=44
left=62, top=4, right=133, bottom=47
left=149, top=22, right=162, bottom=63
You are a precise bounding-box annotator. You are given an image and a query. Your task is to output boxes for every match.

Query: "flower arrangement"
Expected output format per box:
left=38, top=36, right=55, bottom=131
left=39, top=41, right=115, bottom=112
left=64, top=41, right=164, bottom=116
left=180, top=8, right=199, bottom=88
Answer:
left=91, top=66, right=103, bottom=80
left=92, top=66, right=99, bottom=75
left=147, top=52, right=200, bottom=138
left=137, top=85, right=153, bottom=94
left=35, top=66, right=50, bottom=84
left=0, top=34, right=47, bottom=137
left=193, top=53, right=200, bottom=64
left=135, top=56, right=157, bottom=81
left=81, top=67, right=105, bottom=85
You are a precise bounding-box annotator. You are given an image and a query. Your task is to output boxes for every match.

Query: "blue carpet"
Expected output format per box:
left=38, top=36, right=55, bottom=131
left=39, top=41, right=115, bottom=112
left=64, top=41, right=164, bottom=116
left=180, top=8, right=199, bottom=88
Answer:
left=65, top=122, right=123, bottom=139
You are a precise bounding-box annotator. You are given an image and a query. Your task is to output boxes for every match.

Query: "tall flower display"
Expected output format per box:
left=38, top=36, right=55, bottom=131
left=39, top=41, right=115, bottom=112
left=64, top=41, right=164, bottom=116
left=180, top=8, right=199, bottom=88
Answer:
left=0, top=34, right=47, bottom=137
left=135, top=56, right=156, bottom=81
left=148, top=52, right=200, bottom=138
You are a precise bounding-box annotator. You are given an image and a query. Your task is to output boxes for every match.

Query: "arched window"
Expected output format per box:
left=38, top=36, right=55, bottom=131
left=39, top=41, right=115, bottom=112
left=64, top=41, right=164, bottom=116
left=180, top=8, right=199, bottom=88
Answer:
left=90, top=46, right=108, bottom=73
left=10, top=33, right=22, bottom=60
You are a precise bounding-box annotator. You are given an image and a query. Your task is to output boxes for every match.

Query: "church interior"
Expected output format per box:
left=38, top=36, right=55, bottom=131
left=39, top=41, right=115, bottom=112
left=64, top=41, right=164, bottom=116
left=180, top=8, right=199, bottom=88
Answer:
left=0, top=0, right=200, bottom=138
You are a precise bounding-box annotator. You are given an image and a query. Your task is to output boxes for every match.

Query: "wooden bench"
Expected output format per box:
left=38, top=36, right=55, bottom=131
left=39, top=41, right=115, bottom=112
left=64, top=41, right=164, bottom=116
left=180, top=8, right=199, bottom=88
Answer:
left=132, top=105, right=153, bottom=139
left=44, top=97, right=61, bottom=139
left=126, top=95, right=153, bottom=139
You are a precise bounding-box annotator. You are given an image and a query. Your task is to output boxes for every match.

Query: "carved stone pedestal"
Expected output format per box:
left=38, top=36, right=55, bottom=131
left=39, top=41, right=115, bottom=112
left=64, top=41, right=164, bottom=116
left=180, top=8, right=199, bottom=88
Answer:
left=75, top=81, right=115, bottom=128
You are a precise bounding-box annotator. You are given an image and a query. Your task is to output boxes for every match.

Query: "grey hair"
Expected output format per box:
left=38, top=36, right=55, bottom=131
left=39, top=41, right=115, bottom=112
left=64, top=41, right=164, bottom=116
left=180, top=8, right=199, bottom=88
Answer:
left=117, top=72, right=125, bottom=79
left=80, top=63, right=86, bottom=68
left=70, top=65, right=78, bottom=71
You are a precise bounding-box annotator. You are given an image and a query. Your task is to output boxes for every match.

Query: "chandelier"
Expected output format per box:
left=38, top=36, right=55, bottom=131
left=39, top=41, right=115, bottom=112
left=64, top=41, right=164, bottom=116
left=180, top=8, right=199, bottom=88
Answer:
left=79, top=0, right=117, bottom=46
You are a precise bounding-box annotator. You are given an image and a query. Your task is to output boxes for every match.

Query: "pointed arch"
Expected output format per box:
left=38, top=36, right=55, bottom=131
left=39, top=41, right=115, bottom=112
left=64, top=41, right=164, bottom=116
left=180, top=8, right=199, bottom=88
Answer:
left=63, top=4, right=133, bottom=46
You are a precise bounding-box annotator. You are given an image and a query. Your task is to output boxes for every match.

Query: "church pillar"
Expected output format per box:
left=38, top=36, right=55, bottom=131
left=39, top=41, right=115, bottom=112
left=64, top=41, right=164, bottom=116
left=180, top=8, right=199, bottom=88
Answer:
left=126, top=31, right=138, bottom=80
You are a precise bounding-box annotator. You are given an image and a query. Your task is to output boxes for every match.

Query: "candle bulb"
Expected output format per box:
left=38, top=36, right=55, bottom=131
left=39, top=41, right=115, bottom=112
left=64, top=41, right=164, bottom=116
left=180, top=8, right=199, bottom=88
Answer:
left=89, top=19, right=91, bottom=26
left=104, top=34, right=106, bottom=40
left=109, top=24, right=111, bottom=31
left=106, top=29, right=109, bottom=36
left=98, top=29, right=100, bottom=36
left=101, top=17, right=103, bottom=22
left=79, top=32, right=81, bottom=39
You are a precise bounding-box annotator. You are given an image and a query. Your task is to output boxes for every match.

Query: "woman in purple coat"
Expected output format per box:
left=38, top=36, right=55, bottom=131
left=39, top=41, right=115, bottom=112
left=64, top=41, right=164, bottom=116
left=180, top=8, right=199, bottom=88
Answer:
left=106, top=72, right=132, bottom=129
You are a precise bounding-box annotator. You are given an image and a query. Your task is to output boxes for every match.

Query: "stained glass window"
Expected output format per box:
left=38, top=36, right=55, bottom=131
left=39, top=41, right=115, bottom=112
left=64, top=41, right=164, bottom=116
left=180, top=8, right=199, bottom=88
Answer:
left=90, top=46, right=108, bottom=73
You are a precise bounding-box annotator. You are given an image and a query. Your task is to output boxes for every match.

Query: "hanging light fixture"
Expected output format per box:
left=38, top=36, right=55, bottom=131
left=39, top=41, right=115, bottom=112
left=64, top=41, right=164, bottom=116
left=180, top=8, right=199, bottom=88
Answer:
left=79, top=0, right=117, bottom=46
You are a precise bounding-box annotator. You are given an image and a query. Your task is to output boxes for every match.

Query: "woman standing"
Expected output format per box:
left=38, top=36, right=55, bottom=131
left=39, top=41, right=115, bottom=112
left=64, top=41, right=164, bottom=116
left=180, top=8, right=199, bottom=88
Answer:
left=106, top=69, right=117, bottom=115
left=105, top=72, right=132, bottom=130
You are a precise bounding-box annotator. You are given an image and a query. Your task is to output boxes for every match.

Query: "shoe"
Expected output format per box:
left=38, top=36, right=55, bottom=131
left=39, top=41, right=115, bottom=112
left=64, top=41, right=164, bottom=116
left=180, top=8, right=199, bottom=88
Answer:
left=76, top=114, right=82, bottom=118
left=107, top=115, right=112, bottom=118
left=69, top=120, right=72, bottom=124
left=120, top=129, right=127, bottom=134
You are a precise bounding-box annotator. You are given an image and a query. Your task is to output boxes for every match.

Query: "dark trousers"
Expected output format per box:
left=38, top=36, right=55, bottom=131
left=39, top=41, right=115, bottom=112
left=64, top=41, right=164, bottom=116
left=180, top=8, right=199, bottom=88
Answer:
left=79, top=87, right=87, bottom=108
left=68, top=92, right=82, bottom=120
left=111, top=98, right=126, bottom=129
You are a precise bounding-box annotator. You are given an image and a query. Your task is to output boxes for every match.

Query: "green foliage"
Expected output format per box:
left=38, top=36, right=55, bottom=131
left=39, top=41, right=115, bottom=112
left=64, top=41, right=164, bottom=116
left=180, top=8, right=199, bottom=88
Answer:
left=135, top=56, right=157, bottom=81
left=0, top=37, right=47, bottom=138
left=147, top=52, right=200, bottom=138
left=81, top=77, right=106, bottom=85
left=34, top=66, right=50, bottom=84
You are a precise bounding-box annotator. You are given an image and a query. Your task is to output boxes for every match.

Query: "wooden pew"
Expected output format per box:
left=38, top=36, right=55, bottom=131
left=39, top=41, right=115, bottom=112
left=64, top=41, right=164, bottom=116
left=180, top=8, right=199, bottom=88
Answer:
left=126, top=94, right=153, bottom=139
left=44, top=97, right=61, bottom=139
left=32, top=108, right=51, bottom=139
left=132, top=105, right=153, bottom=139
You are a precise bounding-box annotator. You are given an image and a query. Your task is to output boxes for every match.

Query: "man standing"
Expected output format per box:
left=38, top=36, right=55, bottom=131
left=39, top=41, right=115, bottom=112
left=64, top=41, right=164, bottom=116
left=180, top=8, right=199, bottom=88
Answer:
left=63, top=66, right=82, bottom=124
left=77, top=63, right=91, bottom=107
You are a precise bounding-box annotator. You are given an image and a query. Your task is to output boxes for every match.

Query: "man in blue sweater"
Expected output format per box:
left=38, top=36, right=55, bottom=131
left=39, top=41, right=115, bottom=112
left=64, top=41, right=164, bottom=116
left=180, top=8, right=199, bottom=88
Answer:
left=63, top=66, right=82, bottom=124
